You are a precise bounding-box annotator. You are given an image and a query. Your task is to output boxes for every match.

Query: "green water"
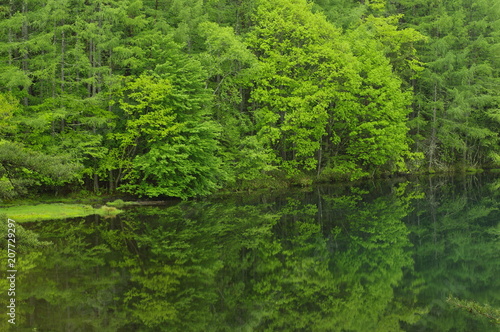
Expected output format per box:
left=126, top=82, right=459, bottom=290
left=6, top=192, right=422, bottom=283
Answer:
left=3, top=175, right=500, bottom=331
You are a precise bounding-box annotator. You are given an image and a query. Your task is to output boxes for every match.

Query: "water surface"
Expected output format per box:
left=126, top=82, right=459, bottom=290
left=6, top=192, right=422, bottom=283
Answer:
left=3, top=175, right=499, bottom=331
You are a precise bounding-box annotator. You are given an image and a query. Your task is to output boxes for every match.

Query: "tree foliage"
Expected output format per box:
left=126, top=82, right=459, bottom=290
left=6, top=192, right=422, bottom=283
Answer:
left=0, top=0, right=499, bottom=198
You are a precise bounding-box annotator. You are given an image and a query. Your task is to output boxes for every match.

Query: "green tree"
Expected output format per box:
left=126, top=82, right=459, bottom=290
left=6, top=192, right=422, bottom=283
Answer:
left=389, top=0, right=500, bottom=170
left=113, top=71, right=224, bottom=199
left=0, top=0, right=228, bottom=197
left=0, top=140, right=81, bottom=199
left=246, top=0, right=417, bottom=180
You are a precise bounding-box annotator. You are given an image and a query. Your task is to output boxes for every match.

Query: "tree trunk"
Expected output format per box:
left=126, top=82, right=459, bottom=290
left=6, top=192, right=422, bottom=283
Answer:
left=429, top=82, right=438, bottom=170
left=61, top=27, right=65, bottom=93
left=22, top=0, right=29, bottom=106
left=93, top=173, right=99, bottom=193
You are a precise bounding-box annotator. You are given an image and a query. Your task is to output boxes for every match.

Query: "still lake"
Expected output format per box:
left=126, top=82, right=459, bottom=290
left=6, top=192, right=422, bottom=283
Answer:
left=4, top=174, right=500, bottom=331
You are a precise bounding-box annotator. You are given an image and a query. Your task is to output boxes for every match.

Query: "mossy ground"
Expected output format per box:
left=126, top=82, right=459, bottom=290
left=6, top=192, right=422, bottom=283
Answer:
left=0, top=203, right=122, bottom=222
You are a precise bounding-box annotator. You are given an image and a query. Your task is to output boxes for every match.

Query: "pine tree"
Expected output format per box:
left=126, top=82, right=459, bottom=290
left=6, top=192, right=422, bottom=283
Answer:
left=389, top=0, right=500, bottom=169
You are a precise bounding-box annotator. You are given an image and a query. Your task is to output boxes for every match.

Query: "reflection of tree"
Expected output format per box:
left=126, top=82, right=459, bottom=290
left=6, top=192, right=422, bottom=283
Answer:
left=120, top=205, right=230, bottom=331
left=223, top=189, right=425, bottom=331
left=15, top=218, right=129, bottom=331
left=447, top=296, right=500, bottom=325
left=0, top=215, right=50, bottom=330
left=326, top=195, right=424, bottom=331
left=14, top=180, right=431, bottom=331
left=404, top=175, right=500, bottom=332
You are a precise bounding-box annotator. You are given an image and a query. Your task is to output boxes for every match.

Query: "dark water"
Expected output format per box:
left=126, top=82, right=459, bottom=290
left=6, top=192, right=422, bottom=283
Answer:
left=3, top=175, right=500, bottom=331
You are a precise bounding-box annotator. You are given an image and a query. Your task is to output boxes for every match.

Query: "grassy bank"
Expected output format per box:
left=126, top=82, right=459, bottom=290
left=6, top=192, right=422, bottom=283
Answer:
left=0, top=203, right=122, bottom=222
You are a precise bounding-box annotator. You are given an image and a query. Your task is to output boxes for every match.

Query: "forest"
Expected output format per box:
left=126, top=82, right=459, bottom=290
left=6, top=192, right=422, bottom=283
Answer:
left=0, top=0, right=499, bottom=199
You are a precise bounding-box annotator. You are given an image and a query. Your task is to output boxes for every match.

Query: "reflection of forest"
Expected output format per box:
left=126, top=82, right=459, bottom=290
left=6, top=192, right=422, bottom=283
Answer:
left=5, top=175, right=499, bottom=331
left=403, top=175, right=500, bottom=332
